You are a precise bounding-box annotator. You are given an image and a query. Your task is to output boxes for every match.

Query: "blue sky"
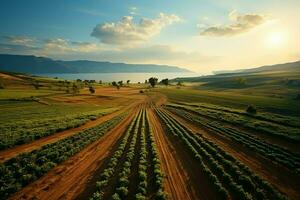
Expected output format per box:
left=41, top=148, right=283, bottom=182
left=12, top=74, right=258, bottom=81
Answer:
left=0, top=0, right=299, bottom=73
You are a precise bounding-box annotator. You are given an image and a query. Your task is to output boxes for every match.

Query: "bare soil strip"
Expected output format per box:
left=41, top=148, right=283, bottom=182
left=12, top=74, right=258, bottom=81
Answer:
left=9, top=107, right=139, bottom=200
left=148, top=108, right=204, bottom=200
left=165, top=108, right=300, bottom=200
left=0, top=102, right=139, bottom=163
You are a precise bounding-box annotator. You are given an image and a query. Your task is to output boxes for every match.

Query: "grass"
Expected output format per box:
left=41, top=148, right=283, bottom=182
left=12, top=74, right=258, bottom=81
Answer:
left=0, top=89, right=62, bottom=99
left=0, top=100, right=116, bottom=123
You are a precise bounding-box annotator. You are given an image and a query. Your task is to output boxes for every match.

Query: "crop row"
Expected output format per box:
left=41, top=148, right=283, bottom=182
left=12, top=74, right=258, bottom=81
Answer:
left=90, top=109, right=166, bottom=200
left=156, top=108, right=287, bottom=200
left=0, top=109, right=113, bottom=150
left=167, top=105, right=300, bottom=173
left=167, top=103, right=300, bottom=141
left=0, top=114, right=125, bottom=200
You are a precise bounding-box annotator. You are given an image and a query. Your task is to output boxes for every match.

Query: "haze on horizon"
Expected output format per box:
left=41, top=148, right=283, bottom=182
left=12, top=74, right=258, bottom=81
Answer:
left=0, top=0, right=299, bottom=74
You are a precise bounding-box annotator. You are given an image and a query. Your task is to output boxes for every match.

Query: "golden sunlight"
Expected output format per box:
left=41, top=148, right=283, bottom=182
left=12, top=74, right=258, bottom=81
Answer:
left=266, top=31, right=286, bottom=47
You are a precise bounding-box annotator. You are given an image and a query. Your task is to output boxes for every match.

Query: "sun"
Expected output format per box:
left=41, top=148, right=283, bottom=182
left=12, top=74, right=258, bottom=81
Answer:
left=267, top=31, right=286, bottom=47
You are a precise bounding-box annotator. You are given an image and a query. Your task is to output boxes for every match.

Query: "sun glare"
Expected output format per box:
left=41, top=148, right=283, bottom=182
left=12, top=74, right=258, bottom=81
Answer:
left=267, top=31, right=286, bottom=47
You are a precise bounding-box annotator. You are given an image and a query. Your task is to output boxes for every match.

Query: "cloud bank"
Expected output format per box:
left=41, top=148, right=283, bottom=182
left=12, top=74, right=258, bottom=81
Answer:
left=91, top=13, right=181, bottom=45
left=200, top=11, right=268, bottom=36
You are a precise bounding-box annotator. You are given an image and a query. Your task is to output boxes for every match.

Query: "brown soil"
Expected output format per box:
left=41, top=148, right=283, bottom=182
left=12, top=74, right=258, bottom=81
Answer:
left=147, top=108, right=217, bottom=200
left=0, top=102, right=137, bottom=163
left=9, top=107, right=139, bottom=200
left=165, top=108, right=300, bottom=200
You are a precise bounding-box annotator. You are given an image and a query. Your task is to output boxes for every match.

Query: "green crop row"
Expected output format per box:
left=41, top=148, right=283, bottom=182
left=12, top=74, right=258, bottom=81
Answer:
left=0, top=114, right=125, bottom=200
left=90, top=109, right=166, bottom=200
left=0, top=109, right=114, bottom=150
left=168, top=106, right=300, bottom=173
left=156, top=108, right=288, bottom=200
left=167, top=103, right=300, bottom=141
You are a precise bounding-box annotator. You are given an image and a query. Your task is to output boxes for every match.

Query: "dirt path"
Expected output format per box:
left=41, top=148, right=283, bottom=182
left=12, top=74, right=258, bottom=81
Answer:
left=9, top=107, right=139, bottom=200
left=165, top=108, right=300, bottom=200
left=0, top=101, right=141, bottom=163
left=147, top=108, right=200, bottom=200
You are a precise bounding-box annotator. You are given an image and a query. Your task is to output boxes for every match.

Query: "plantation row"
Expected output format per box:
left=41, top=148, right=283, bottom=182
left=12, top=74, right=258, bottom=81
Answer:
left=175, top=102, right=300, bottom=128
left=90, top=109, right=166, bottom=200
left=167, top=103, right=300, bottom=141
left=0, top=109, right=114, bottom=150
left=156, top=108, right=288, bottom=200
left=0, top=114, right=125, bottom=200
left=167, top=106, right=300, bottom=173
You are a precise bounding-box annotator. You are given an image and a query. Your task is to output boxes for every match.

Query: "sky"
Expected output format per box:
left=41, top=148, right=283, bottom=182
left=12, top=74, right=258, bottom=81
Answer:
left=0, top=0, right=300, bottom=74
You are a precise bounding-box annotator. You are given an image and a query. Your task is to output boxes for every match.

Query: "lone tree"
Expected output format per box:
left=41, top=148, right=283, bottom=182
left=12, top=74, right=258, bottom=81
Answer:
left=177, top=81, right=182, bottom=86
left=89, top=86, right=95, bottom=94
left=246, top=105, right=257, bottom=114
left=99, top=80, right=102, bottom=84
left=148, top=77, right=158, bottom=88
left=126, top=80, right=130, bottom=84
left=161, top=78, right=169, bottom=86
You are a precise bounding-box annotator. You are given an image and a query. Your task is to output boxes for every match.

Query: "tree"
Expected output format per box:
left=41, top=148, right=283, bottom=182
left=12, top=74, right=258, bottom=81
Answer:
left=148, top=77, right=158, bottom=88
left=112, top=81, right=118, bottom=87
left=126, top=80, right=130, bottom=84
left=246, top=105, right=257, bottom=114
left=160, top=78, right=169, bottom=86
left=236, top=77, right=247, bottom=86
left=99, top=80, right=102, bottom=84
left=118, top=80, right=123, bottom=87
left=145, top=80, right=148, bottom=84
left=177, top=81, right=182, bottom=86
left=89, top=86, right=95, bottom=94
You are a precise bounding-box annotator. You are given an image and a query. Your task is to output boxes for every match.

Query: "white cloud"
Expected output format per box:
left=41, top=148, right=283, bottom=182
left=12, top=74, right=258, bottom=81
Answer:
left=200, top=11, right=268, bottom=36
left=3, top=36, right=35, bottom=46
left=91, top=13, right=181, bottom=45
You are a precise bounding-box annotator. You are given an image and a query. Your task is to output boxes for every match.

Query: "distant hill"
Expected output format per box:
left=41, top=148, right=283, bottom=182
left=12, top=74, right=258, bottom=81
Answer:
left=0, top=54, right=190, bottom=74
left=213, top=60, right=300, bottom=75
left=172, top=60, right=300, bottom=92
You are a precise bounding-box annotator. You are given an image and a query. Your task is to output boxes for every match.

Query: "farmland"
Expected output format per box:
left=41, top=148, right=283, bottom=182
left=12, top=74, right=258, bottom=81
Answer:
left=0, top=71, right=299, bottom=200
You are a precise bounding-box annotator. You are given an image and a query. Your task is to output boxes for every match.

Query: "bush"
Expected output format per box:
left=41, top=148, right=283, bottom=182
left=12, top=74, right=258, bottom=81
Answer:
left=246, top=105, right=257, bottom=114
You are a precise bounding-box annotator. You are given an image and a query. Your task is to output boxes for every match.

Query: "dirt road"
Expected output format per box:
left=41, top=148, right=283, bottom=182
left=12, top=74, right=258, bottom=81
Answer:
left=148, top=108, right=214, bottom=200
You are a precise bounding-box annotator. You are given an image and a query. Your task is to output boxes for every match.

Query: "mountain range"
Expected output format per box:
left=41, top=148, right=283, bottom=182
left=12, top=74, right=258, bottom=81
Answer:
left=0, top=54, right=191, bottom=74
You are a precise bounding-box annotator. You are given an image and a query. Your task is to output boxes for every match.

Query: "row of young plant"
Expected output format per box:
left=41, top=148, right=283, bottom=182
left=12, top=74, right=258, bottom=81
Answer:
left=145, top=110, right=166, bottom=200
left=173, top=101, right=300, bottom=128
left=167, top=106, right=300, bottom=173
left=0, top=109, right=113, bottom=150
left=166, top=103, right=300, bottom=142
left=110, top=109, right=141, bottom=200
left=156, top=108, right=288, bottom=200
left=90, top=110, right=142, bottom=200
left=89, top=109, right=166, bottom=200
left=0, top=114, right=125, bottom=200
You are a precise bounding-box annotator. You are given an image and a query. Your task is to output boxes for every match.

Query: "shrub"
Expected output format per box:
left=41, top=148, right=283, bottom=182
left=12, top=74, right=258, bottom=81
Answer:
left=246, top=105, right=257, bottom=114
